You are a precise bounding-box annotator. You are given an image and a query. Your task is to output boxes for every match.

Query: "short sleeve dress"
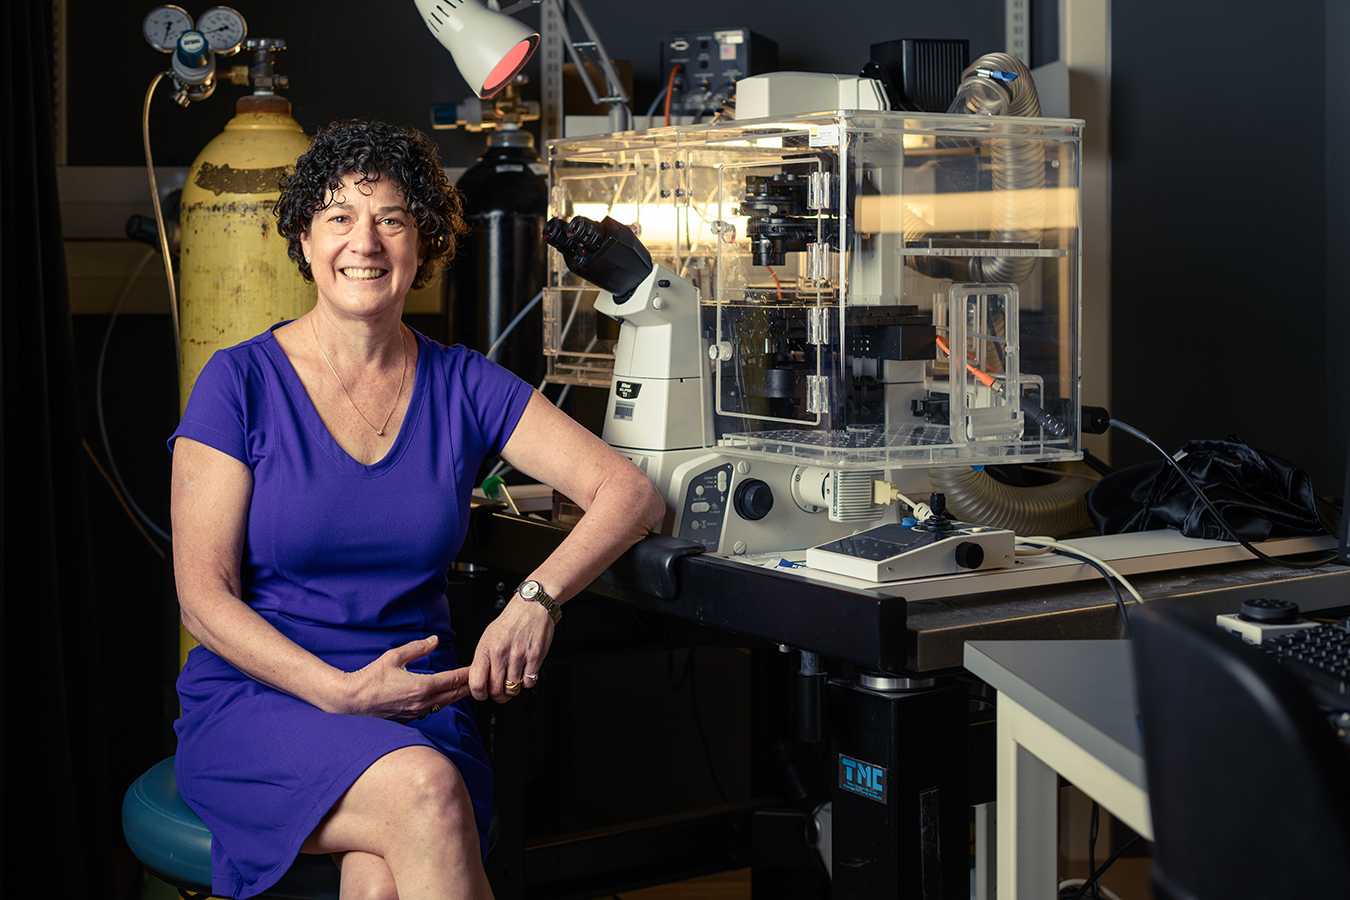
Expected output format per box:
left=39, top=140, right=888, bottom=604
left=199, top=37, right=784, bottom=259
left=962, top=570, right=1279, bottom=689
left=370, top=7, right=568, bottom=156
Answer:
left=169, top=323, right=531, bottom=899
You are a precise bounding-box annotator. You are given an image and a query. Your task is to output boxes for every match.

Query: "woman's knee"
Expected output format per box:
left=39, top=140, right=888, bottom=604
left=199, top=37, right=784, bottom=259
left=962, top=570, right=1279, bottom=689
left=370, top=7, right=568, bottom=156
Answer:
left=303, top=747, right=476, bottom=858
left=386, top=747, right=474, bottom=828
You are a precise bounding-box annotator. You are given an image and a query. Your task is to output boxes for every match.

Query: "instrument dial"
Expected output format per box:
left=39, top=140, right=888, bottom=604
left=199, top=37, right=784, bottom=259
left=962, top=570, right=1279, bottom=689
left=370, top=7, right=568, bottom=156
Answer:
left=197, top=6, right=248, bottom=56
left=143, top=5, right=193, bottom=53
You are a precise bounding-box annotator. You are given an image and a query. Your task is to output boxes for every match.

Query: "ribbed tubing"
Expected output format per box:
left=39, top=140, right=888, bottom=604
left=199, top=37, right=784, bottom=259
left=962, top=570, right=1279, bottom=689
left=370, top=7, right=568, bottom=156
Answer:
left=959, top=53, right=1045, bottom=285
left=928, top=465, right=1092, bottom=538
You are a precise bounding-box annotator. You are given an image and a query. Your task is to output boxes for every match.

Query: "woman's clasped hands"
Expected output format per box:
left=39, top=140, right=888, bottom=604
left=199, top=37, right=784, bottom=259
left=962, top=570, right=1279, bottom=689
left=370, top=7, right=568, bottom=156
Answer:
left=337, top=634, right=470, bottom=722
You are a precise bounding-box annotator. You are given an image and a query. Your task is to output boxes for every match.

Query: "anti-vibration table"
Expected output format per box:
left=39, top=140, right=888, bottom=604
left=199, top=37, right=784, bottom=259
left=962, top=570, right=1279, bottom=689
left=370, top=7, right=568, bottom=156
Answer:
left=455, top=503, right=1348, bottom=900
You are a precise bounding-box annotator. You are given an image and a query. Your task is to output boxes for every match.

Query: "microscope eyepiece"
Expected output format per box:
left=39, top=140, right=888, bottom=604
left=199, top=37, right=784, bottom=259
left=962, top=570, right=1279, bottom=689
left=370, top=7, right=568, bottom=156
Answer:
left=564, top=216, right=603, bottom=247
left=541, top=216, right=568, bottom=245
left=543, top=215, right=654, bottom=303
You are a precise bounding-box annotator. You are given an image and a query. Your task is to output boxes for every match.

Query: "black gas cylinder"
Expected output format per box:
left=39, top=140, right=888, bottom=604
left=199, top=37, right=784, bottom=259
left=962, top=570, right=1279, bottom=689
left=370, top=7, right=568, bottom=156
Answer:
left=450, top=129, right=549, bottom=386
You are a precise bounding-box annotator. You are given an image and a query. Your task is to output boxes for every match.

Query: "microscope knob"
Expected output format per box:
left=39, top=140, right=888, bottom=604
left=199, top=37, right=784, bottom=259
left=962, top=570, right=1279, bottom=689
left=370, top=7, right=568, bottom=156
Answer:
left=734, top=479, right=774, bottom=521
left=954, top=541, right=985, bottom=570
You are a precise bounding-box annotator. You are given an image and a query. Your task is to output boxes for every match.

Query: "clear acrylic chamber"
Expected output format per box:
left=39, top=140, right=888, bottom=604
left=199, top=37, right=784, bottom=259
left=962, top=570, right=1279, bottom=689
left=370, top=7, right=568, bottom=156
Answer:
left=546, top=110, right=1083, bottom=468
left=545, top=110, right=1083, bottom=554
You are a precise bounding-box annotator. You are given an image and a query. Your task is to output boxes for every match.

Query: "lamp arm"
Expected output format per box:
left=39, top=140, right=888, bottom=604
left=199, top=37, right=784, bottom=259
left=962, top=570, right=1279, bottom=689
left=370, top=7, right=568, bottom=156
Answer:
left=499, top=0, right=628, bottom=107
left=566, top=0, right=629, bottom=105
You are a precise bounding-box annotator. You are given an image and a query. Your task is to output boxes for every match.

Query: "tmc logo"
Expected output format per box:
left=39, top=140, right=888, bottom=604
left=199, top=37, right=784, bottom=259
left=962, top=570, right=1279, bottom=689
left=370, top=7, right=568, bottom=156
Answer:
left=839, top=754, right=886, bottom=802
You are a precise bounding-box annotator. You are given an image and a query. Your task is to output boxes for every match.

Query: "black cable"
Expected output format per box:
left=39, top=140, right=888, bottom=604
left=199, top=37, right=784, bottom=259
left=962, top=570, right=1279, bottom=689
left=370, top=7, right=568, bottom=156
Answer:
left=1110, top=418, right=1338, bottom=569
left=687, top=649, right=731, bottom=803
left=1039, top=545, right=1131, bottom=638
left=1066, top=835, right=1141, bottom=900
left=1081, top=447, right=1114, bottom=478
left=667, top=647, right=693, bottom=691
left=1088, top=802, right=1101, bottom=900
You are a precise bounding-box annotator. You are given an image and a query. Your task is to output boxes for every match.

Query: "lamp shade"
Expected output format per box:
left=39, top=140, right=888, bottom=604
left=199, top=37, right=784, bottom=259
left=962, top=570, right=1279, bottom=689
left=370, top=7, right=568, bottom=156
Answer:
left=414, top=0, right=539, bottom=98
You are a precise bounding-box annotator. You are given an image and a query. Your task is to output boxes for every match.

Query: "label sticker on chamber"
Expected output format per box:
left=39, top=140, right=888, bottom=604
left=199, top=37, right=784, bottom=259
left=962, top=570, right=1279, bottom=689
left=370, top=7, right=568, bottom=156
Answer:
left=809, top=124, right=840, bottom=147
left=614, top=401, right=635, bottom=421
left=838, top=753, right=887, bottom=804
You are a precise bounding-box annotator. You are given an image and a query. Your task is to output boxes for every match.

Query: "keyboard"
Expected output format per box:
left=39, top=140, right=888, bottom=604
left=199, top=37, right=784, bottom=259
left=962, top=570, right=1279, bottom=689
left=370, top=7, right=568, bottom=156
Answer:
left=1255, top=619, right=1350, bottom=707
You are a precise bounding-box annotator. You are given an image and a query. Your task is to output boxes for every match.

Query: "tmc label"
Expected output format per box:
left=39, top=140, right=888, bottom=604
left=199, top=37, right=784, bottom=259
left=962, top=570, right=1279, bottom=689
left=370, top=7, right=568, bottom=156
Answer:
left=838, top=753, right=887, bottom=804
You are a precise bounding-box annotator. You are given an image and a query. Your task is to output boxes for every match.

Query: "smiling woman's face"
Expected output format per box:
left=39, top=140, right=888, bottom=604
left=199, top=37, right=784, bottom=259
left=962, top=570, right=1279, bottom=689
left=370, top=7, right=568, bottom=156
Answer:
left=300, top=175, right=423, bottom=324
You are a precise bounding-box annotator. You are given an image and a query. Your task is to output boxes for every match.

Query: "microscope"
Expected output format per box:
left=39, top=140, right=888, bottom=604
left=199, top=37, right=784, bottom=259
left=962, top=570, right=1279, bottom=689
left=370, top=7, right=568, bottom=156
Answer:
left=542, top=105, right=1084, bottom=561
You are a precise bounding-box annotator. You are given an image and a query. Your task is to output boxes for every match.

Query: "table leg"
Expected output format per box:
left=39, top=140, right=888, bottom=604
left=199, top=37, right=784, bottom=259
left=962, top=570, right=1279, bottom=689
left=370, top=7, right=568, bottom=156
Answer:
left=830, top=678, right=969, bottom=900
left=974, top=802, right=996, bottom=900
left=997, top=696, right=1058, bottom=900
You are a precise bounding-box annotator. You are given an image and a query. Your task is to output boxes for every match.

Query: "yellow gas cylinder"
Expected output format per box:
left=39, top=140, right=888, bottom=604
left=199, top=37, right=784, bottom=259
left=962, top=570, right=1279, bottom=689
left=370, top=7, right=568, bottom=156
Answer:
left=178, top=93, right=313, bottom=415
left=177, top=94, right=313, bottom=669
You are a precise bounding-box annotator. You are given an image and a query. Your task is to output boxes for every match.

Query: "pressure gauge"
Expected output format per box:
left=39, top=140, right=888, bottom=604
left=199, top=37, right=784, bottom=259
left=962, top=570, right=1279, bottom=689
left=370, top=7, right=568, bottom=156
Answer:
left=143, top=5, right=193, bottom=53
left=197, top=6, right=247, bottom=56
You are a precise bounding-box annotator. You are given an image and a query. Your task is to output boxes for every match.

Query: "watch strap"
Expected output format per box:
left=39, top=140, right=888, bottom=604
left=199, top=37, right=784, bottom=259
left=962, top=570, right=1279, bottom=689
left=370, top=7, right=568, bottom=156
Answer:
left=518, top=580, right=562, bottom=625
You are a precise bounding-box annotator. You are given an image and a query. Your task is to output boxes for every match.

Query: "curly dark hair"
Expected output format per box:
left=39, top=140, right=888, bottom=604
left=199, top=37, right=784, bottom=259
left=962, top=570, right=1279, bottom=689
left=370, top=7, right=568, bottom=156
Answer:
left=275, top=120, right=468, bottom=291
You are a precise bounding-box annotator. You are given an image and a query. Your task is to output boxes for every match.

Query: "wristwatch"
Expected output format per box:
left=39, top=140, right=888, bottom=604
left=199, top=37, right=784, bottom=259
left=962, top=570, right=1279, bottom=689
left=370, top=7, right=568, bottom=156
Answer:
left=517, top=579, right=562, bottom=625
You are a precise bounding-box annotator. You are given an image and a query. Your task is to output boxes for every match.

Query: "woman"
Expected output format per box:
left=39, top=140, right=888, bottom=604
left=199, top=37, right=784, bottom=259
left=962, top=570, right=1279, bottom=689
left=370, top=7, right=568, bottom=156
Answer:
left=169, top=119, right=666, bottom=900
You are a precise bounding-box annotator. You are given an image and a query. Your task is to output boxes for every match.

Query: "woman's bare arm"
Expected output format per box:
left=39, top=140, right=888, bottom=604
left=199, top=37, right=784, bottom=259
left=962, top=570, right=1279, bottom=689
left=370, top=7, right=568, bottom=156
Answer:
left=467, top=391, right=667, bottom=701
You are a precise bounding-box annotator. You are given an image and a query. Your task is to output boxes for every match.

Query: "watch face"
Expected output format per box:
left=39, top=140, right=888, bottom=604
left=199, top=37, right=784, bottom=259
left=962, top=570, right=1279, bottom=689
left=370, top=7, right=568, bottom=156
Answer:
left=519, top=580, right=540, bottom=600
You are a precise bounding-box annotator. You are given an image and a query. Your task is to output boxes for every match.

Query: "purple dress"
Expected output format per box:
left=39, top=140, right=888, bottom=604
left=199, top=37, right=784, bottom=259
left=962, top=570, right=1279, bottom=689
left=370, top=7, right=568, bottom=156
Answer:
left=169, top=324, right=530, bottom=899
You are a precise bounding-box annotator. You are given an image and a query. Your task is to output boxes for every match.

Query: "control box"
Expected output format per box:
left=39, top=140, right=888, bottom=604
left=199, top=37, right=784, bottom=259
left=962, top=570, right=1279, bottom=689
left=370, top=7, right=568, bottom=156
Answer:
left=1216, top=614, right=1320, bottom=644
left=1216, top=598, right=1320, bottom=644
left=807, top=522, right=1014, bottom=582
left=658, top=27, right=777, bottom=120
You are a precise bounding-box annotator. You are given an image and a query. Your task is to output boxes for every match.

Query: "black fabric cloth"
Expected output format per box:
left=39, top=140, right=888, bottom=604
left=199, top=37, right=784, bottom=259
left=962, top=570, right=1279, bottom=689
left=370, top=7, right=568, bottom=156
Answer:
left=1086, top=434, right=1328, bottom=542
left=2, top=0, right=114, bottom=894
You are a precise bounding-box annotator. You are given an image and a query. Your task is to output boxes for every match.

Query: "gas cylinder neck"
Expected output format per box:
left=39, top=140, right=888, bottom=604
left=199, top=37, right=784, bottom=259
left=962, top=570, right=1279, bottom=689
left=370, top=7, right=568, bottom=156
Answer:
left=235, top=94, right=292, bottom=117
left=487, top=130, right=535, bottom=151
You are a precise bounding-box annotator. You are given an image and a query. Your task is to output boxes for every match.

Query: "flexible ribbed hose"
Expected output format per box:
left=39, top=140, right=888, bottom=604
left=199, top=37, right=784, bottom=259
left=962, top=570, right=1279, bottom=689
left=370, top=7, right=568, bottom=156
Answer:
left=929, top=465, right=1092, bottom=538
left=956, top=53, right=1045, bottom=285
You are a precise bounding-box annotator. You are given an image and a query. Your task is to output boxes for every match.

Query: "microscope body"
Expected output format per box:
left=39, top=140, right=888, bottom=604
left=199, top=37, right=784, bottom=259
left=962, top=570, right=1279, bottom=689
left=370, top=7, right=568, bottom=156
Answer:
left=543, top=107, right=1085, bottom=559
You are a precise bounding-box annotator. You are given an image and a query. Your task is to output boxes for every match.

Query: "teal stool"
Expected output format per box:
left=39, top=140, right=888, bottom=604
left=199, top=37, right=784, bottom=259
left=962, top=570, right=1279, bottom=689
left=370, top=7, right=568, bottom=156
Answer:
left=122, top=757, right=341, bottom=899
left=124, top=756, right=499, bottom=898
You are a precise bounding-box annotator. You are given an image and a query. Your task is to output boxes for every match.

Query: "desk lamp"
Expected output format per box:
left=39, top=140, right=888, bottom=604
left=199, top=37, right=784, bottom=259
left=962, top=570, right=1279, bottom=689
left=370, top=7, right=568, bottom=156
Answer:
left=416, top=0, right=630, bottom=129
left=413, top=0, right=540, bottom=98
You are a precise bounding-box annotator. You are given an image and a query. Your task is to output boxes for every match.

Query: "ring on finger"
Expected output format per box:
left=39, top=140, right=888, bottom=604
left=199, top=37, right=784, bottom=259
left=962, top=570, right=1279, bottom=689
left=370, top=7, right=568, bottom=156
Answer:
left=524, top=673, right=540, bottom=684
left=504, top=680, right=522, bottom=692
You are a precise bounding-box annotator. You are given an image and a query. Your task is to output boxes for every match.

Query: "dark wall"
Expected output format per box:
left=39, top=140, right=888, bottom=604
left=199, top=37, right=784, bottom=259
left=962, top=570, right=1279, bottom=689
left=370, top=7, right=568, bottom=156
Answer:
left=1110, top=0, right=1343, bottom=493
left=73, top=0, right=1004, bottom=169
left=564, top=0, right=1007, bottom=110
left=76, top=0, right=501, bottom=167
left=1328, top=1, right=1350, bottom=497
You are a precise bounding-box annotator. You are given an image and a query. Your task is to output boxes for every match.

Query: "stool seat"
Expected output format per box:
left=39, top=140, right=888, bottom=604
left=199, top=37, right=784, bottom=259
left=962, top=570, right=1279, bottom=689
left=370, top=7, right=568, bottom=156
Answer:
left=123, top=757, right=340, bottom=900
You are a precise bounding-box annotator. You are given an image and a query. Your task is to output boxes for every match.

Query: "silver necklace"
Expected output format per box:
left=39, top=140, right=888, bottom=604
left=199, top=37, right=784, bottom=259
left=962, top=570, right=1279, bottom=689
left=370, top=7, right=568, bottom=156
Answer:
left=311, top=318, right=408, bottom=437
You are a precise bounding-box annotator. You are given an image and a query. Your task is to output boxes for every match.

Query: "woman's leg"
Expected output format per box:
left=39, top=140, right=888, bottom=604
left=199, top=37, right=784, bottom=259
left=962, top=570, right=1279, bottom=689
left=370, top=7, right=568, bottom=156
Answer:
left=302, top=745, right=492, bottom=900
left=332, top=852, right=397, bottom=900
